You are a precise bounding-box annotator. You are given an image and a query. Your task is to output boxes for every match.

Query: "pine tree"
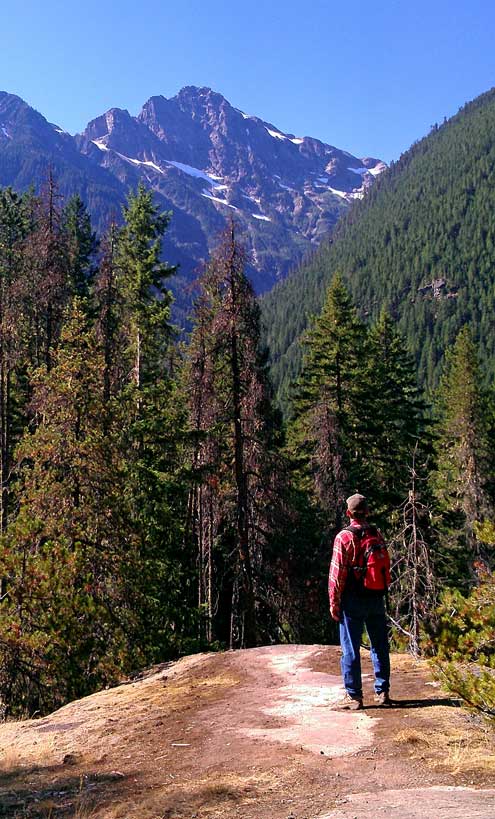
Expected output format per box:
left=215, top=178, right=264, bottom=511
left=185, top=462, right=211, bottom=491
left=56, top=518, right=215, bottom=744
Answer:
left=94, top=223, right=124, bottom=403
left=287, top=274, right=370, bottom=531
left=430, top=557, right=495, bottom=720
left=111, top=184, right=194, bottom=663
left=366, top=308, right=429, bottom=516
left=0, top=301, right=139, bottom=714
left=185, top=223, right=286, bottom=649
left=431, top=326, right=494, bottom=573
left=21, top=173, right=69, bottom=370
left=114, top=182, right=175, bottom=390
left=63, top=194, right=98, bottom=299
left=0, top=189, right=31, bottom=538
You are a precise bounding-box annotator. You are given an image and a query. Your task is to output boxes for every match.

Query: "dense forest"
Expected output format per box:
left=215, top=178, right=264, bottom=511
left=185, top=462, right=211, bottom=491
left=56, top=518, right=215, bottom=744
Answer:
left=0, top=170, right=494, bottom=723
left=262, top=86, right=495, bottom=408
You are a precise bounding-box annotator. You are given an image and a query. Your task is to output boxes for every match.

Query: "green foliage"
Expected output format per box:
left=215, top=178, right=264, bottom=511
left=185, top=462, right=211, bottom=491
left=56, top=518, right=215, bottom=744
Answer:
left=430, top=567, right=495, bottom=720
left=263, top=86, right=495, bottom=404
left=63, top=193, right=98, bottom=298
left=287, top=276, right=427, bottom=528
left=431, top=326, right=495, bottom=577
left=115, top=182, right=176, bottom=386
left=114, top=183, right=196, bottom=664
left=366, top=309, right=430, bottom=516
left=287, top=274, right=369, bottom=523
left=0, top=302, right=139, bottom=713
left=0, top=182, right=198, bottom=715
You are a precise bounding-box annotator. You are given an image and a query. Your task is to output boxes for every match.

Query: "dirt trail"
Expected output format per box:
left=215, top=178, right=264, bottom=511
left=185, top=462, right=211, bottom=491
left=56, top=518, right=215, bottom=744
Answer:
left=1, top=645, right=495, bottom=818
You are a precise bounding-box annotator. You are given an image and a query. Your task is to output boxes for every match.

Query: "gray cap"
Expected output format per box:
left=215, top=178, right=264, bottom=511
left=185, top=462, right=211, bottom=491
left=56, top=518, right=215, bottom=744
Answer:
left=346, top=493, right=369, bottom=516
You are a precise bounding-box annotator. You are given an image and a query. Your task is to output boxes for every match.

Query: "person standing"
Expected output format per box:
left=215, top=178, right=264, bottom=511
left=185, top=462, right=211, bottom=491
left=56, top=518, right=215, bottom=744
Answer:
left=328, top=493, right=391, bottom=710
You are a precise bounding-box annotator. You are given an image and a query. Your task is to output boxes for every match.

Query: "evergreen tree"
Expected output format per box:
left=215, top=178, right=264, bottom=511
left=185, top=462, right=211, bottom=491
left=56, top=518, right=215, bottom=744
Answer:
left=63, top=194, right=97, bottom=298
left=431, top=326, right=494, bottom=574
left=430, top=554, right=495, bottom=720
left=112, top=184, right=195, bottom=663
left=185, top=224, right=286, bottom=649
left=21, top=173, right=69, bottom=370
left=94, top=223, right=124, bottom=403
left=0, top=189, right=31, bottom=538
left=287, top=274, right=371, bottom=531
left=366, top=308, right=429, bottom=516
left=114, top=182, right=175, bottom=390
left=0, top=301, right=139, bottom=715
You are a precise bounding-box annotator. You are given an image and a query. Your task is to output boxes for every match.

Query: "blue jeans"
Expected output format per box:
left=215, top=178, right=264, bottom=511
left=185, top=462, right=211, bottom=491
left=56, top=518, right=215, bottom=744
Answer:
left=339, top=592, right=390, bottom=698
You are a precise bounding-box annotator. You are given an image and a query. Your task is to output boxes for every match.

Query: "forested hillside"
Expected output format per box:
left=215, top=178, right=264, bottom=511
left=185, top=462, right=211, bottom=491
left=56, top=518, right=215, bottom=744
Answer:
left=262, top=86, right=495, bottom=405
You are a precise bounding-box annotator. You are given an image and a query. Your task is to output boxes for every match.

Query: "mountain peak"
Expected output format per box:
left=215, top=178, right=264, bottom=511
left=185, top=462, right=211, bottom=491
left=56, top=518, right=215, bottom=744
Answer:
left=175, top=85, right=222, bottom=102
left=0, top=85, right=385, bottom=303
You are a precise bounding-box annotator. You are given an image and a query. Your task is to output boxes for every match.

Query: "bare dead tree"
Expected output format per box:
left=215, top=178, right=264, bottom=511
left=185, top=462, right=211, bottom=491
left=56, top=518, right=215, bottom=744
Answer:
left=310, top=398, right=347, bottom=533
left=389, top=444, right=437, bottom=656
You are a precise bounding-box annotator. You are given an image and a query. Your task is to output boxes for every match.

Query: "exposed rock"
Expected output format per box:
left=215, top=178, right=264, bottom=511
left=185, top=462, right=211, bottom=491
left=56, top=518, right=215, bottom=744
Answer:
left=0, top=86, right=386, bottom=308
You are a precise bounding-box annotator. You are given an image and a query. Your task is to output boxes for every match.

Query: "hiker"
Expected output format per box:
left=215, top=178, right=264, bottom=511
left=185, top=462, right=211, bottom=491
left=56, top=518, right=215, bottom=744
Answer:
left=328, top=493, right=391, bottom=710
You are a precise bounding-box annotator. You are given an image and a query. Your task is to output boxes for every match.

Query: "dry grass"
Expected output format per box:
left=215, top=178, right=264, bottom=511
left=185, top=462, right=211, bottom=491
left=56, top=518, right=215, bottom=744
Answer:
left=0, top=732, right=58, bottom=775
left=394, top=707, right=495, bottom=776
left=0, top=745, right=24, bottom=774
left=73, top=771, right=268, bottom=819
left=394, top=727, right=433, bottom=747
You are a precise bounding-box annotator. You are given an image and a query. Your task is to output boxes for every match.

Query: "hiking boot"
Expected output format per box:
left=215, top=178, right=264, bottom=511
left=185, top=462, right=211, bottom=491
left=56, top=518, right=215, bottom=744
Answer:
left=330, top=693, right=364, bottom=711
left=374, top=691, right=392, bottom=706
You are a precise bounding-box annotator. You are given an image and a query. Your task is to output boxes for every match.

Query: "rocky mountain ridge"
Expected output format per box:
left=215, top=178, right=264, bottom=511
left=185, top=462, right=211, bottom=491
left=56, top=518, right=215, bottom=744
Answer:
left=0, top=86, right=385, bottom=297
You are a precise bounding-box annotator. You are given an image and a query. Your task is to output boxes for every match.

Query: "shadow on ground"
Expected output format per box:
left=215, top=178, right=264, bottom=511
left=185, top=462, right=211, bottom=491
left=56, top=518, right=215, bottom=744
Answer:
left=365, top=697, right=461, bottom=711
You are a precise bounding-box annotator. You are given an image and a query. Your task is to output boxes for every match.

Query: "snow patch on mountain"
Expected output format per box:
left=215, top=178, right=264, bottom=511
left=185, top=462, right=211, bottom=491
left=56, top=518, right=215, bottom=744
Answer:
left=165, top=160, right=222, bottom=186
left=329, top=187, right=350, bottom=199
left=113, top=152, right=164, bottom=174
left=266, top=127, right=287, bottom=141
left=367, top=164, right=385, bottom=176
left=201, top=190, right=237, bottom=209
left=94, top=146, right=226, bottom=187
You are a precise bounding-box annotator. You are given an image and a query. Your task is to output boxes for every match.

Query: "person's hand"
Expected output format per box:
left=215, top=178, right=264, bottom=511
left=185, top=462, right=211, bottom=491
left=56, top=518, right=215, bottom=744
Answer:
left=330, top=607, right=340, bottom=622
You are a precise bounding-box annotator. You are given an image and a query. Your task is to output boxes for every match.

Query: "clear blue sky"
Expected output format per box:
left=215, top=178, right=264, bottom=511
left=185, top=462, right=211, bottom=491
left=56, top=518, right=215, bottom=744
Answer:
left=1, top=0, right=494, bottom=162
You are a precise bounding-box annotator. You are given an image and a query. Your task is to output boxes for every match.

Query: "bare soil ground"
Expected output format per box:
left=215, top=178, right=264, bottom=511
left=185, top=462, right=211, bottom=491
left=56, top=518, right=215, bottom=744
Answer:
left=1, top=645, right=495, bottom=818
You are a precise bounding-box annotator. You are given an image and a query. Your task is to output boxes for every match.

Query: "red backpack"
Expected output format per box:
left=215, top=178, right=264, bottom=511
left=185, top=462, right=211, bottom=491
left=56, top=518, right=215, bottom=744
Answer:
left=346, top=524, right=391, bottom=593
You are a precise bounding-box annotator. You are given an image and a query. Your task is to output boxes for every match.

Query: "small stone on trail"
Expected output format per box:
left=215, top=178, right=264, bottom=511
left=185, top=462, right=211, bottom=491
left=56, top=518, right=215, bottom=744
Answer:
left=62, top=753, right=80, bottom=765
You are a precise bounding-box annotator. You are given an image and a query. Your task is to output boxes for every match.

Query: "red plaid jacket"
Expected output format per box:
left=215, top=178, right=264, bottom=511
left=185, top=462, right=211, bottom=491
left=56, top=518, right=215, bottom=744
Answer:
left=328, top=520, right=382, bottom=620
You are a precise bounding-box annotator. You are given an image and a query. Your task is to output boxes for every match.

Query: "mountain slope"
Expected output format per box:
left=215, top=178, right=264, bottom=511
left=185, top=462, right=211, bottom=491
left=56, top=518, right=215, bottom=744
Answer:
left=262, top=86, right=495, bottom=403
left=0, top=87, right=384, bottom=302
left=0, top=92, right=125, bottom=230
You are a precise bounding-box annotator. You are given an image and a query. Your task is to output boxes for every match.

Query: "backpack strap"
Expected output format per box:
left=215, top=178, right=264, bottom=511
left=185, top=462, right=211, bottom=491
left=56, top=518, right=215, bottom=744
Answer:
left=343, top=525, right=366, bottom=572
